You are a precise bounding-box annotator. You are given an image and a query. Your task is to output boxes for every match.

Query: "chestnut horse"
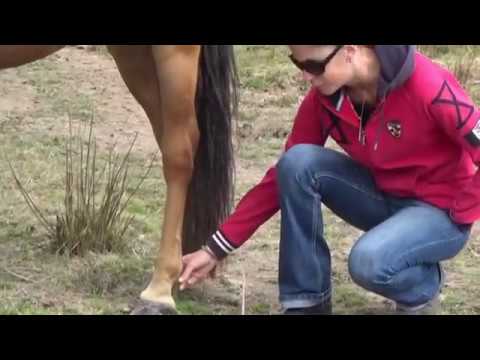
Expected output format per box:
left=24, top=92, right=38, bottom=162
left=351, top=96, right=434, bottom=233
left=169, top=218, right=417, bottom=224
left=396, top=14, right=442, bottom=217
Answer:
left=0, top=45, right=238, bottom=315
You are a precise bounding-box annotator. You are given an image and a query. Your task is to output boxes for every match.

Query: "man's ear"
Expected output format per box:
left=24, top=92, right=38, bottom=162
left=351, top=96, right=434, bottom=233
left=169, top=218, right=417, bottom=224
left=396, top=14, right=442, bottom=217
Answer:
left=343, top=45, right=358, bottom=63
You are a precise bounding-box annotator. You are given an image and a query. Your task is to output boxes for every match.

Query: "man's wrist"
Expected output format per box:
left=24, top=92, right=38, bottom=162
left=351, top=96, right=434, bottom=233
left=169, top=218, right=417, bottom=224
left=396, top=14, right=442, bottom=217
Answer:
left=202, top=245, right=219, bottom=261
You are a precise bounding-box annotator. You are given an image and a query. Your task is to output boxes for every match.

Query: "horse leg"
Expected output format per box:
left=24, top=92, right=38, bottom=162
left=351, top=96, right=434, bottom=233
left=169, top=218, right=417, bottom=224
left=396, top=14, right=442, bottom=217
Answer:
left=108, top=45, right=201, bottom=315
left=0, top=45, right=65, bottom=70
left=139, top=45, right=201, bottom=314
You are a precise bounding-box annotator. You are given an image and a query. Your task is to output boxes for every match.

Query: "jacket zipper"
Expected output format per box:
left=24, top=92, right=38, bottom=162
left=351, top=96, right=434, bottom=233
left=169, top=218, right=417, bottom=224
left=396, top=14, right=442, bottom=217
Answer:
left=345, top=97, right=386, bottom=149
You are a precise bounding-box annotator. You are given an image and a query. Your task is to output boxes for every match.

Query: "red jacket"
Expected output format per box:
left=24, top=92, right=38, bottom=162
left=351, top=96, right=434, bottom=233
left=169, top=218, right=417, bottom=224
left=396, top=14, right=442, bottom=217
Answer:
left=207, top=46, right=480, bottom=259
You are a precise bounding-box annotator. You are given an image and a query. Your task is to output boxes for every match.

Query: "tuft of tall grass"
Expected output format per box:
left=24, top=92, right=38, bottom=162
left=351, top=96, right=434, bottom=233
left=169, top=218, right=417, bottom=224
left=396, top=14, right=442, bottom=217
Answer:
left=8, top=114, right=155, bottom=256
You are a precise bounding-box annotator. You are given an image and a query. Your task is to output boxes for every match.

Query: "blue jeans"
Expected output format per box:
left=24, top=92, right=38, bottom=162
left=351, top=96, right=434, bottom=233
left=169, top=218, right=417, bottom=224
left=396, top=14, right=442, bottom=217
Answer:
left=276, top=144, right=472, bottom=310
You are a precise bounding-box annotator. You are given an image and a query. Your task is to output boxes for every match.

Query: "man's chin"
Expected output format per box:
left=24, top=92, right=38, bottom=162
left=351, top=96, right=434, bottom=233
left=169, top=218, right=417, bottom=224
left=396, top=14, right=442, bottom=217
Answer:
left=316, top=86, right=339, bottom=97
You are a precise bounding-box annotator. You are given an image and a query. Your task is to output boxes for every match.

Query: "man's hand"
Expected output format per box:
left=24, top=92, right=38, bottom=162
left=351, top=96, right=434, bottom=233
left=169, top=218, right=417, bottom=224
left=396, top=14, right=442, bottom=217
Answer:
left=179, top=248, right=219, bottom=291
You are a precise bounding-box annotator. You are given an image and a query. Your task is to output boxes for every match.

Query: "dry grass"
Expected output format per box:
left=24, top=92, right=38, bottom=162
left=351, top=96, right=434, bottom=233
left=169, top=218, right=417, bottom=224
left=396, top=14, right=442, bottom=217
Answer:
left=7, top=114, right=155, bottom=257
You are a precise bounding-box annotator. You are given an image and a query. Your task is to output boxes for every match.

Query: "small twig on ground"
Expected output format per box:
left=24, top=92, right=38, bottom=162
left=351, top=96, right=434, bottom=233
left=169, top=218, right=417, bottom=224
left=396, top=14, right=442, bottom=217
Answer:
left=241, top=269, right=246, bottom=315
left=0, top=266, right=35, bottom=283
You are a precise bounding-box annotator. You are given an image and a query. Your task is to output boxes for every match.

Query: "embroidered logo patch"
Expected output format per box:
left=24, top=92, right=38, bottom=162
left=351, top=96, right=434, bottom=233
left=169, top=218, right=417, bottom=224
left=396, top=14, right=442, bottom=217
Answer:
left=387, top=121, right=402, bottom=139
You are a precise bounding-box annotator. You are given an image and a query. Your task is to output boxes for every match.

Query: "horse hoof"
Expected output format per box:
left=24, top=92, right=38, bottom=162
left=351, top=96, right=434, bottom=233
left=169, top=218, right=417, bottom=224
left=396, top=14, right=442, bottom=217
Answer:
left=130, top=300, right=178, bottom=315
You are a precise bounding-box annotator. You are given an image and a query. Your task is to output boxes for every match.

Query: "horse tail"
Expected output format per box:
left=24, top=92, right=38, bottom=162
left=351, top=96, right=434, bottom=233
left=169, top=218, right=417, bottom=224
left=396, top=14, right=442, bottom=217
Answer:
left=182, top=45, right=239, bottom=255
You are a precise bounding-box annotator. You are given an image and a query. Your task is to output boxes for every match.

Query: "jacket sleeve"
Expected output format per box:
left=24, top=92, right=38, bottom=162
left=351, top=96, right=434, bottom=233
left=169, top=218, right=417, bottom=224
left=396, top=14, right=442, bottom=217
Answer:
left=206, top=88, right=328, bottom=259
left=429, top=77, right=480, bottom=225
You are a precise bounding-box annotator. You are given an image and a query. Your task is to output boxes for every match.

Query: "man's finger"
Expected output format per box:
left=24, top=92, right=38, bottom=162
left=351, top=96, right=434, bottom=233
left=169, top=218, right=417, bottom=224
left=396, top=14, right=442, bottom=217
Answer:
left=179, top=263, right=195, bottom=284
left=179, top=275, right=197, bottom=291
left=182, top=253, right=194, bottom=264
left=187, top=276, right=197, bottom=285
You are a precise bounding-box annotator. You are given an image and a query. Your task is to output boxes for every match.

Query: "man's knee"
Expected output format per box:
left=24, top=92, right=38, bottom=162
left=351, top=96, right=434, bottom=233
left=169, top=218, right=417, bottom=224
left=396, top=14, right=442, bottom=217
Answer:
left=348, top=239, right=393, bottom=290
left=277, top=145, right=340, bottom=189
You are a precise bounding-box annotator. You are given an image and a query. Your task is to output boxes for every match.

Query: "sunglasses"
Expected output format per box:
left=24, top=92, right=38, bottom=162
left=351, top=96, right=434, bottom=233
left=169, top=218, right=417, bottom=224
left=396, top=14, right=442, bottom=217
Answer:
left=289, top=45, right=343, bottom=76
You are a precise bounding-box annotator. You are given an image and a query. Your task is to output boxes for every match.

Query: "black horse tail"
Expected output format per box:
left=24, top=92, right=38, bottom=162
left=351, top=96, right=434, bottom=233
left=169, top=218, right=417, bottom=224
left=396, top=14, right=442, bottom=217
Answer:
left=182, top=45, right=239, bottom=255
